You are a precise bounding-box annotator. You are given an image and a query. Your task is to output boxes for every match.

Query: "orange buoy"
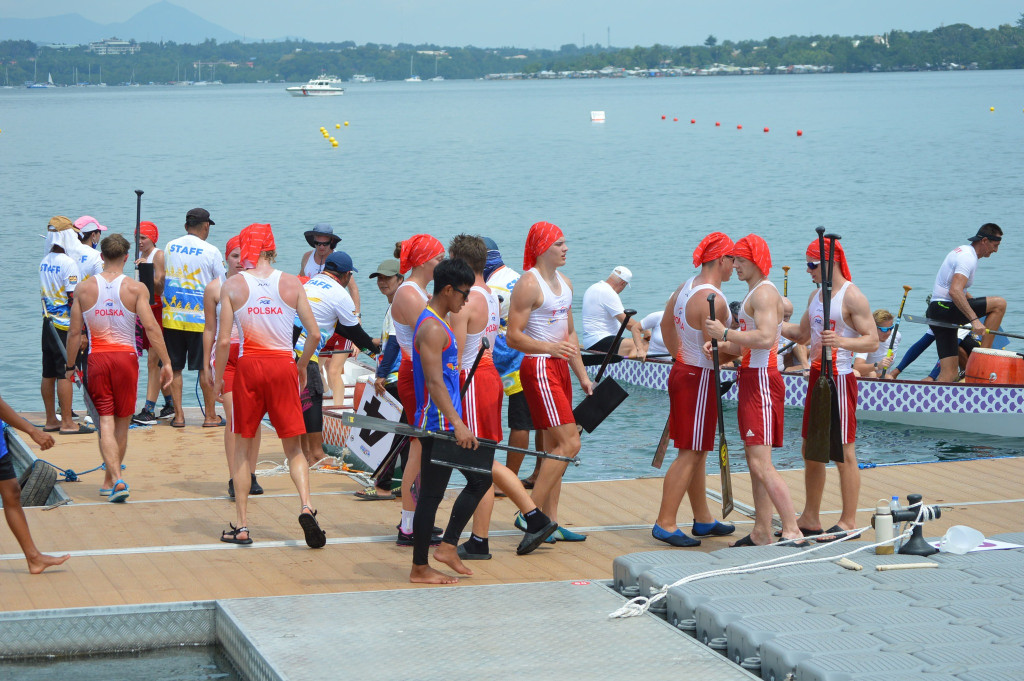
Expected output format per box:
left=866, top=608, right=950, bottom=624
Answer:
left=964, top=348, right=1024, bottom=384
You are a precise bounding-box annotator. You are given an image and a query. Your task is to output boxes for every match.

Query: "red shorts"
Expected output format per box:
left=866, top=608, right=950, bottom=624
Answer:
left=322, top=333, right=352, bottom=357
left=397, top=356, right=416, bottom=425
left=232, top=353, right=305, bottom=439
left=140, top=301, right=163, bottom=350
left=87, top=351, right=139, bottom=418
left=737, top=367, right=785, bottom=448
left=802, top=367, right=858, bottom=444
left=222, top=343, right=240, bottom=394
left=461, top=357, right=504, bottom=442
left=668, top=362, right=717, bottom=452
left=520, top=355, right=574, bottom=430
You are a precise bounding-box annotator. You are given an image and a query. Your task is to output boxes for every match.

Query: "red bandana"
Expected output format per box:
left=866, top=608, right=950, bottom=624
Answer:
left=523, top=221, right=564, bottom=271
left=225, top=235, right=241, bottom=256
left=399, top=234, right=445, bottom=274
left=806, top=238, right=852, bottom=281
left=239, top=223, right=276, bottom=269
left=732, top=234, right=772, bottom=276
left=140, top=221, right=159, bottom=245
left=692, top=232, right=735, bottom=267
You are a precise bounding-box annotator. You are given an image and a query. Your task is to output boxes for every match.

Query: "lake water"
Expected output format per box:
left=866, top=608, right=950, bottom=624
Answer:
left=2, top=72, right=1023, bottom=479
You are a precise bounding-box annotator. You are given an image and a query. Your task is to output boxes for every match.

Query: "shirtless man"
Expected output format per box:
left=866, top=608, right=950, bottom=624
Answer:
left=653, top=232, right=736, bottom=547
left=66, top=234, right=173, bottom=503
left=409, top=258, right=490, bottom=584
left=507, top=221, right=593, bottom=541
left=214, top=223, right=324, bottom=548
left=704, top=234, right=802, bottom=546
left=447, top=235, right=557, bottom=560
left=132, top=221, right=174, bottom=425
left=783, top=238, right=878, bottom=542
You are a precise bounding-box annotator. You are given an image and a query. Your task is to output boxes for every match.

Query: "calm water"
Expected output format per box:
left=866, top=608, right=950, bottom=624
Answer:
left=2, top=72, right=1023, bottom=478
left=0, top=645, right=241, bottom=680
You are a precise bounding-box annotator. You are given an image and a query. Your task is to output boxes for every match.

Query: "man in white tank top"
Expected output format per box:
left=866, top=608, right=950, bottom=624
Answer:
left=215, top=223, right=325, bottom=548
left=449, top=235, right=558, bottom=559
left=653, top=232, right=736, bottom=547
left=65, top=234, right=172, bottom=504
left=508, top=221, right=593, bottom=541
left=132, top=220, right=175, bottom=425
left=704, top=235, right=803, bottom=546
left=783, top=237, right=877, bottom=542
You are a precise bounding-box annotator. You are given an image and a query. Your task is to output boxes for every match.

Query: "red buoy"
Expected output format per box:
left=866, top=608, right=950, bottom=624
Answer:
left=715, top=121, right=720, bottom=127
left=737, top=124, right=743, bottom=130
left=763, top=127, right=769, bottom=133
left=690, top=119, right=695, bottom=124
left=797, top=130, right=803, bottom=136
left=661, top=115, right=666, bottom=120
left=673, top=117, right=678, bottom=122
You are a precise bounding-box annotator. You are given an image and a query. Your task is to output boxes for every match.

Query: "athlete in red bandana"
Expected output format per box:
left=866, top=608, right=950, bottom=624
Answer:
left=400, top=234, right=445, bottom=275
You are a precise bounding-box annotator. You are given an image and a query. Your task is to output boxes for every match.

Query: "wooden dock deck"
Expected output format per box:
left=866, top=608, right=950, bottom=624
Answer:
left=2, top=409, right=1021, bottom=613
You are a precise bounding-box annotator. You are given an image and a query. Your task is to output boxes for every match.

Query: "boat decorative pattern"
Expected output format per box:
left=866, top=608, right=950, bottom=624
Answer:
left=588, top=359, right=1024, bottom=415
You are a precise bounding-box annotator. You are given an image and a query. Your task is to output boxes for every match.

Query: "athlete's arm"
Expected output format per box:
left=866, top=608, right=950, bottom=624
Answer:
left=294, top=286, right=320, bottom=391
left=507, top=273, right=557, bottom=356
left=332, top=321, right=379, bottom=355
left=417, top=318, right=477, bottom=449
left=153, top=249, right=165, bottom=294
left=659, top=286, right=684, bottom=360
left=298, top=251, right=311, bottom=276
left=201, top=280, right=220, bottom=389
left=213, top=279, right=238, bottom=396
left=135, top=281, right=172, bottom=390
left=346, top=277, right=361, bottom=316
left=447, top=292, right=474, bottom=370
left=781, top=291, right=814, bottom=344
left=0, top=393, right=54, bottom=450
left=949, top=273, right=985, bottom=336
left=63, top=281, right=90, bottom=373
left=823, top=287, right=878, bottom=355
left=564, top=294, right=594, bottom=395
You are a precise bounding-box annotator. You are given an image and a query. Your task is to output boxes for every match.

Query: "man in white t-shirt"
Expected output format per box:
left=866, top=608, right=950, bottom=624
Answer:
left=580, top=266, right=645, bottom=357
left=925, top=223, right=1006, bottom=383
left=639, top=311, right=669, bottom=357
left=854, top=309, right=902, bottom=378
left=72, top=215, right=106, bottom=280
left=162, top=208, right=226, bottom=427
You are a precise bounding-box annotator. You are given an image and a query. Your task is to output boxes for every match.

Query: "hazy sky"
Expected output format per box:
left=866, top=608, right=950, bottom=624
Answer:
left=2, top=1, right=1020, bottom=48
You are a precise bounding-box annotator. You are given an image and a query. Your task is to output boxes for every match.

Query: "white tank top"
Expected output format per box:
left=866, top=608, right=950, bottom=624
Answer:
left=673, top=276, right=730, bottom=369
left=737, top=279, right=782, bottom=369
left=461, top=285, right=501, bottom=366
left=235, top=270, right=295, bottom=358
left=523, top=269, right=572, bottom=357
left=393, top=280, right=428, bottom=358
left=303, top=252, right=325, bottom=278
left=144, top=248, right=161, bottom=264
left=84, top=274, right=137, bottom=353
left=808, top=281, right=857, bottom=375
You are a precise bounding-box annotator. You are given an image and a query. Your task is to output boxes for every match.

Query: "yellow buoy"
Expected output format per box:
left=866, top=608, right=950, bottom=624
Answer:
left=332, top=141, right=338, bottom=147
left=990, top=107, right=995, bottom=112
left=329, top=137, right=336, bottom=143
left=344, top=121, right=349, bottom=126
left=335, top=123, right=341, bottom=129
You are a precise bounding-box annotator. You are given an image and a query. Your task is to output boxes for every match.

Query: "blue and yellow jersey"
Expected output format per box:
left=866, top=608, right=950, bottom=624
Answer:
left=39, top=252, right=79, bottom=331
left=162, top=234, right=225, bottom=332
left=412, top=306, right=461, bottom=432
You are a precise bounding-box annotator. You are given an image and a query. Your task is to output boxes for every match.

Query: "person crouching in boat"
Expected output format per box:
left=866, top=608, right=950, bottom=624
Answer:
left=653, top=232, right=737, bottom=547
left=853, top=310, right=902, bottom=378
left=703, top=235, right=802, bottom=547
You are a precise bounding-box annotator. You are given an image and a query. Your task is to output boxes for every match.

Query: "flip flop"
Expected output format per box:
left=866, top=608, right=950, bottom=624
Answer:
left=108, top=480, right=130, bottom=503
left=814, top=525, right=862, bottom=543
left=775, top=537, right=812, bottom=548
left=299, top=507, right=327, bottom=548
left=774, top=527, right=823, bottom=538
left=170, top=421, right=185, bottom=428
left=730, top=534, right=757, bottom=548
left=202, top=416, right=227, bottom=428
left=59, top=424, right=95, bottom=434
left=43, top=426, right=61, bottom=432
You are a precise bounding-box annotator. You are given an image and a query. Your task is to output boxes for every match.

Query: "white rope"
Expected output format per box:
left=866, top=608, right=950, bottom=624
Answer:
left=253, top=457, right=375, bottom=487
left=609, top=503, right=937, bottom=619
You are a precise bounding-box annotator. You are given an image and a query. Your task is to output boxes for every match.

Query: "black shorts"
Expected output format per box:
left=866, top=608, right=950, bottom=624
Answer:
left=41, top=319, right=69, bottom=379
left=927, top=298, right=988, bottom=360
left=163, top=327, right=204, bottom=372
left=587, top=335, right=623, bottom=354
left=0, top=454, right=15, bottom=482
left=507, top=389, right=534, bottom=431
left=301, top=361, right=325, bottom=434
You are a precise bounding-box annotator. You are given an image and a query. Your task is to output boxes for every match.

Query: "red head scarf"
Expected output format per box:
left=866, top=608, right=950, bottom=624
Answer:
left=732, top=234, right=772, bottom=276
left=692, top=232, right=735, bottom=267
left=806, top=238, right=852, bottom=281
left=399, top=234, right=445, bottom=274
left=523, top=221, right=564, bottom=271
left=239, top=223, right=276, bottom=269
left=225, top=235, right=241, bottom=256
left=140, top=221, right=159, bottom=245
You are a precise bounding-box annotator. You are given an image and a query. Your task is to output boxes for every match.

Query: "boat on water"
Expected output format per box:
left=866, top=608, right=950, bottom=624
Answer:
left=286, top=75, right=345, bottom=96
left=27, top=72, right=55, bottom=89
left=350, top=74, right=376, bottom=83
left=589, top=356, right=1024, bottom=438
left=405, top=55, right=421, bottom=82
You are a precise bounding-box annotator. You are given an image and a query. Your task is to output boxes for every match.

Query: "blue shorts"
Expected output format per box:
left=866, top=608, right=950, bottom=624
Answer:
left=0, top=424, right=14, bottom=482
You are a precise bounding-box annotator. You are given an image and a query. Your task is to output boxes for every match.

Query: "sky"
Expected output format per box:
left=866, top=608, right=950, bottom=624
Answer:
left=1, top=0, right=1020, bottom=48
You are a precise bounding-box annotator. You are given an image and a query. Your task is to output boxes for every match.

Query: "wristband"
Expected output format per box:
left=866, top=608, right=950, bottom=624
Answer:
left=722, top=329, right=729, bottom=342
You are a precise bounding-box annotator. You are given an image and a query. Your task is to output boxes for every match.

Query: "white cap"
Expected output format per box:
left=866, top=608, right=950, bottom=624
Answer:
left=611, top=265, right=632, bottom=286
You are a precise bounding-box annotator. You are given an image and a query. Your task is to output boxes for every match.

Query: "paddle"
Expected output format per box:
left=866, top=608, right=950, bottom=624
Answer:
left=706, top=293, right=734, bottom=517
left=134, top=189, right=155, bottom=305
left=651, top=372, right=736, bottom=470
left=782, top=265, right=790, bottom=297
left=880, top=286, right=911, bottom=379
left=41, top=301, right=101, bottom=432
left=902, top=315, right=1024, bottom=341
left=595, top=309, right=637, bottom=381
left=823, top=233, right=844, bottom=463
left=573, top=310, right=635, bottom=433
left=804, top=227, right=832, bottom=464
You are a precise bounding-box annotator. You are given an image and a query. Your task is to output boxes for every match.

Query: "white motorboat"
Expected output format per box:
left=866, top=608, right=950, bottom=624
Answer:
left=350, top=74, right=376, bottom=83
left=286, top=75, right=345, bottom=96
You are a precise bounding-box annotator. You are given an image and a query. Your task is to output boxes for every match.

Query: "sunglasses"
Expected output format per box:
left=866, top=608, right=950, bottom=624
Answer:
left=877, top=324, right=895, bottom=333
left=314, top=240, right=333, bottom=247
left=806, top=261, right=820, bottom=270
left=453, top=286, right=471, bottom=299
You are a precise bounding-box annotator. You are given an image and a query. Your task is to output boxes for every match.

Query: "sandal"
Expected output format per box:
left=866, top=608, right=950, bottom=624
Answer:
left=221, top=524, right=253, bottom=545
left=299, top=506, right=327, bottom=549
left=354, top=486, right=396, bottom=501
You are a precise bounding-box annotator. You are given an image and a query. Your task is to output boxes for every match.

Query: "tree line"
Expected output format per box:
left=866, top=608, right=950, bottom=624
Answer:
left=2, top=16, right=1023, bottom=86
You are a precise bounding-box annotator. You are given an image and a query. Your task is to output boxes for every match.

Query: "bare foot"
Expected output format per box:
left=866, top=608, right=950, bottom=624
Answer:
left=27, top=553, right=71, bottom=574
left=410, top=564, right=459, bottom=584
left=433, top=542, right=472, bottom=575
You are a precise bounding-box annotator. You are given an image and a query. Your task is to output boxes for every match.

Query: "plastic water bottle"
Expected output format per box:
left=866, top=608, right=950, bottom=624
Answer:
left=874, top=499, right=894, bottom=554
left=889, top=496, right=903, bottom=552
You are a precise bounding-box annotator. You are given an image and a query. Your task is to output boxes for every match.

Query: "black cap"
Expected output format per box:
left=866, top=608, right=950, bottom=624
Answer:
left=186, top=207, right=214, bottom=226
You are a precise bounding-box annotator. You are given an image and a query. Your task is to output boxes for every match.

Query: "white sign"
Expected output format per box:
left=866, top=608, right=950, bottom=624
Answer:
left=345, top=385, right=403, bottom=471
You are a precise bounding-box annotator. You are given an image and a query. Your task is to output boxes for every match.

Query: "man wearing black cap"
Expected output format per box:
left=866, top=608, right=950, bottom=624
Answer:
left=162, top=208, right=225, bottom=427
left=927, top=223, right=1006, bottom=383
left=294, top=251, right=380, bottom=465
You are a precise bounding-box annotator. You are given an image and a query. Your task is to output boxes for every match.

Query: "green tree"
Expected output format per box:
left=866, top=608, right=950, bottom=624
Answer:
left=704, top=35, right=717, bottom=47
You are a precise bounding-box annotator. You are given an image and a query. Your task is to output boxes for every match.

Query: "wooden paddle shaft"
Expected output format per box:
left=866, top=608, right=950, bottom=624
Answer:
left=880, top=285, right=912, bottom=378
left=782, top=265, right=790, bottom=297
left=707, top=293, right=734, bottom=518
left=876, top=563, right=938, bottom=571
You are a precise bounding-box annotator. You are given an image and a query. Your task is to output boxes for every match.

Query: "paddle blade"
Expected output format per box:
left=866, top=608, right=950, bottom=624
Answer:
left=651, top=416, right=671, bottom=469
left=827, top=377, right=845, bottom=463
left=718, top=440, right=734, bottom=518
left=573, top=377, right=629, bottom=434
left=804, top=376, right=832, bottom=464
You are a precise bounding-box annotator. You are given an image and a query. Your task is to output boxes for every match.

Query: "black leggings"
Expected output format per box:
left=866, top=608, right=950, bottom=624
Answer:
left=413, top=438, right=493, bottom=566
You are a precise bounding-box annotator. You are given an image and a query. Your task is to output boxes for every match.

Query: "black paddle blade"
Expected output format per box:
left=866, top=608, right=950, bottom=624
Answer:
left=804, top=375, right=832, bottom=464
left=573, top=377, right=629, bottom=433
left=719, top=440, right=734, bottom=518
left=582, top=353, right=624, bottom=367
left=827, top=376, right=845, bottom=463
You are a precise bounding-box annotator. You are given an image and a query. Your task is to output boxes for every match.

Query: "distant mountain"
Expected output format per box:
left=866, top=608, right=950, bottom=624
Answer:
left=0, top=1, right=242, bottom=45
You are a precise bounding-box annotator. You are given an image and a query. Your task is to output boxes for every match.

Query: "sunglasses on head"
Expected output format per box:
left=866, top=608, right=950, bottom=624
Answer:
left=806, top=261, right=820, bottom=270
left=877, top=324, right=895, bottom=333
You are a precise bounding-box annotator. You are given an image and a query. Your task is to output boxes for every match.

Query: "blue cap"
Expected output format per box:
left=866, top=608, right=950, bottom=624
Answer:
left=482, top=236, right=499, bottom=251
left=324, top=251, right=357, bottom=273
